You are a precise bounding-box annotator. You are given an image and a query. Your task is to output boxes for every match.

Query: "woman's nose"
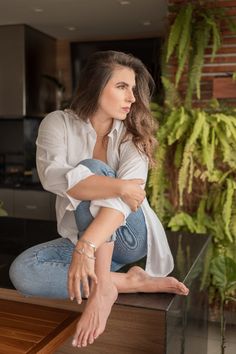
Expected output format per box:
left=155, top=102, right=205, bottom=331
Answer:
left=126, top=90, right=136, bottom=103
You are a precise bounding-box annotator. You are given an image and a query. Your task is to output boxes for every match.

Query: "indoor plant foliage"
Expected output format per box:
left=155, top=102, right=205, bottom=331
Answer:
left=149, top=0, right=236, bottom=317
left=148, top=0, right=236, bottom=350
left=149, top=104, right=236, bottom=351
left=211, top=254, right=236, bottom=353
left=149, top=105, right=236, bottom=257
left=165, top=1, right=236, bottom=108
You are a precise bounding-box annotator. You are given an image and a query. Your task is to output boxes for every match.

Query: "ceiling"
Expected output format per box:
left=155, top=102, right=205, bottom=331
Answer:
left=0, top=0, right=168, bottom=41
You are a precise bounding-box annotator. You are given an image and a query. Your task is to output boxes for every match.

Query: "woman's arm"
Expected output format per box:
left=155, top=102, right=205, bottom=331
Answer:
left=88, top=139, right=149, bottom=220
left=67, top=175, right=145, bottom=211
left=36, top=112, right=144, bottom=208
left=68, top=206, right=124, bottom=302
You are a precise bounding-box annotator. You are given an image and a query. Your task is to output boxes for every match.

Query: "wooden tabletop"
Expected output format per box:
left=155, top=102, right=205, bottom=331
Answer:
left=0, top=299, right=79, bottom=354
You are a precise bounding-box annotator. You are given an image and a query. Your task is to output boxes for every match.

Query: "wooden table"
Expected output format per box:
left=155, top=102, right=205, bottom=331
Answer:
left=0, top=299, right=78, bottom=354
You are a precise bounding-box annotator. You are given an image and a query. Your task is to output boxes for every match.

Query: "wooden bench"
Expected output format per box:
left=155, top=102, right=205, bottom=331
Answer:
left=0, top=231, right=210, bottom=354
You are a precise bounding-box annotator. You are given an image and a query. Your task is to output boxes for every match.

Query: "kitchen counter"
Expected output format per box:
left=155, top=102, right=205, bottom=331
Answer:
left=0, top=182, right=43, bottom=190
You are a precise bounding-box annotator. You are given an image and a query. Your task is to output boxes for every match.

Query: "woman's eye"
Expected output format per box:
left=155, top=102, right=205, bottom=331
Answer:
left=118, top=85, right=125, bottom=90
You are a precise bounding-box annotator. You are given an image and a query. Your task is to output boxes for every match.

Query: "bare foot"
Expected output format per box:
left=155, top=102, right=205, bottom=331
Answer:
left=72, top=282, right=118, bottom=348
left=127, top=266, right=189, bottom=295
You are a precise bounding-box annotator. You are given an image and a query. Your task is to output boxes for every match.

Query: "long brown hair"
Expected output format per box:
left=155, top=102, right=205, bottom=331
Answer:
left=70, top=50, right=157, bottom=165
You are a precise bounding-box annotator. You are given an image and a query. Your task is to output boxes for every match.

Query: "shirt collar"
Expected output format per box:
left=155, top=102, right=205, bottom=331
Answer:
left=109, top=119, right=122, bottom=136
left=65, top=110, right=122, bottom=136
left=84, top=118, right=121, bottom=137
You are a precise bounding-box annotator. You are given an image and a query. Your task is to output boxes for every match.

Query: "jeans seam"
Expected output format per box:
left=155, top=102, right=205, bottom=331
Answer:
left=34, top=242, right=74, bottom=265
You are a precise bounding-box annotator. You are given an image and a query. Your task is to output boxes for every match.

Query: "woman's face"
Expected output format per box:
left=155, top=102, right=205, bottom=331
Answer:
left=97, top=66, right=136, bottom=120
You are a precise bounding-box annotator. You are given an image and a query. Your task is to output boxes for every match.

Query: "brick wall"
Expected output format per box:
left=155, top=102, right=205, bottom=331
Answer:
left=167, top=0, right=236, bottom=107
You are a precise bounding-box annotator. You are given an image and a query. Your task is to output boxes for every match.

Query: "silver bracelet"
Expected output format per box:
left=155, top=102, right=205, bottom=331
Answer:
left=74, top=247, right=96, bottom=260
left=80, top=239, right=97, bottom=252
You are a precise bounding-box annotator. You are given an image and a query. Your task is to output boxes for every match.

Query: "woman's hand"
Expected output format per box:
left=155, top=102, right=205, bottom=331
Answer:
left=68, top=242, right=98, bottom=304
left=120, top=179, right=146, bottom=211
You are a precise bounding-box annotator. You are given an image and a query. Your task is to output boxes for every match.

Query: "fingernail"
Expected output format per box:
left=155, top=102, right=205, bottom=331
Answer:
left=70, top=296, right=74, bottom=301
left=72, top=339, right=77, bottom=347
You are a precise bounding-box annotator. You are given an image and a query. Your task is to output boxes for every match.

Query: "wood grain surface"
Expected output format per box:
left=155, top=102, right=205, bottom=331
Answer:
left=0, top=299, right=79, bottom=354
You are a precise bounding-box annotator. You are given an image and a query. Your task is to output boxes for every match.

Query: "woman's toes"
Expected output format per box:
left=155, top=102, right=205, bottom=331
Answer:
left=178, top=282, right=189, bottom=295
left=76, top=330, right=85, bottom=347
left=81, top=332, right=89, bottom=347
left=72, top=338, right=78, bottom=347
left=88, top=335, right=94, bottom=345
left=94, top=327, right=102, bottom=339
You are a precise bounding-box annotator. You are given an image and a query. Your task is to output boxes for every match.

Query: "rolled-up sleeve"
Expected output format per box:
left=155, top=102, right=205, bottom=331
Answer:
left=90, top=139, right=149, bottom=222
left=36, top=111, right=94, bottom=205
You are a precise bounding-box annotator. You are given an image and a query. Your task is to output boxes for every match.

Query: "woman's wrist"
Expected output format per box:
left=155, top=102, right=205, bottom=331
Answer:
left=116, top=178, right=126, bottom=198
left=74, top=246, right=96, bottom=260
left=80, top=239, right=97, bottom=251
left=75, top=239, right=97, bottom=258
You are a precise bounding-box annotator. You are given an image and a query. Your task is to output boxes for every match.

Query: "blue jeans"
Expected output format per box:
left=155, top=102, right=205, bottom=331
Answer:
left=9, top=159, right=147, bottom=299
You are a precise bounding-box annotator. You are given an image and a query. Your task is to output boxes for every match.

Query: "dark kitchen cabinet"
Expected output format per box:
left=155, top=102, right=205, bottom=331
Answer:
left=0, top=24, right=56, bottom=118
left=0, top=217, right=59, bottom=288
left=0, top=188, right=56, bottom=221
left=0, top=188, right=13, bottom=215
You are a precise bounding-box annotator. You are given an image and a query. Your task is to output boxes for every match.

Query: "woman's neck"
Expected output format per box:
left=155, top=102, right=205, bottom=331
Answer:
left=89, top=114, right=113, bottom=137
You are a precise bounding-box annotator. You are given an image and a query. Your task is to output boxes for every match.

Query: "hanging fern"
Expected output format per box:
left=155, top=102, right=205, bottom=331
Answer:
left=166, top=4, right=191, bottom=62
left=161, top=76, right=181, bottom=110
left=163, top=2, right=236, bottom=108
left=148, top=144, right=169, bottom=221
left=151, top=1, right=236, bottom=300
left=178, top=109, right=206, bottom=205
left=150, top=105, right=236, bottom=242
left=185, top=18, right=212, bottom=107
left=175, top=4, right=193, bottom=85
left=222, top=178, right=236, bottom=242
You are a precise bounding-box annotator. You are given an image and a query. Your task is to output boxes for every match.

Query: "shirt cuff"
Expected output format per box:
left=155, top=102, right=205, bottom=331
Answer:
left=65, top=164, right=94, bottom=211
left=89, top=198, right=131, bottom=225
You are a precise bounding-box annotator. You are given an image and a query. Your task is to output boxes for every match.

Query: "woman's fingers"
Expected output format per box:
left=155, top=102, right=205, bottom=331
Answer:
left=68, top=269, right=75, bottom=301
left=89, top=271, right=98, bottom=284
left=132, top=178, right=145, bottom=185
left=74, top=276, right=82, bottom=304
left=81, top=276, right=90, bottom=298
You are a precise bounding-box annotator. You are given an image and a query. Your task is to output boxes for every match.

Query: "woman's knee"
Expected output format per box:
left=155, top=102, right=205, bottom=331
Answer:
left=79, top=158, right=116, bottom=177
left=9, top=249, right=36, bottom=295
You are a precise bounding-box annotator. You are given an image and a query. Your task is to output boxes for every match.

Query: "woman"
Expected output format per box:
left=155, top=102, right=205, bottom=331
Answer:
left=10, top=50, right=188, bottom=348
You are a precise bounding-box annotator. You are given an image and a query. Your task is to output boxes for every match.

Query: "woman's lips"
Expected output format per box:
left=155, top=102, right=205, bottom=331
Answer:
left=122, top=107, right=130, bottom=113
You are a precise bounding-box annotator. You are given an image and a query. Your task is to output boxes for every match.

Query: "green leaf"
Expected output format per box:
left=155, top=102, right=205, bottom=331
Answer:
left=184, top=13, right=213, bottom=107
left=211, top=255, right=236, bottom=298
left=175, top=4, right=193, bottom=85
left=166, top=5, right=191, bottom=62
left=222, top=178, right=235, bottom=242
left=168, top=212, right=197, bottom=233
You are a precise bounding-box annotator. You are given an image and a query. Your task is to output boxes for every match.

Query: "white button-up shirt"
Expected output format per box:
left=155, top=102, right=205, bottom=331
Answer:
left=36, top=109, right=174, bottom=277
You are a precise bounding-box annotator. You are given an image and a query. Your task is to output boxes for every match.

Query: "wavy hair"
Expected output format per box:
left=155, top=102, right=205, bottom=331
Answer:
left=70, top=50, right=157, bottom=166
